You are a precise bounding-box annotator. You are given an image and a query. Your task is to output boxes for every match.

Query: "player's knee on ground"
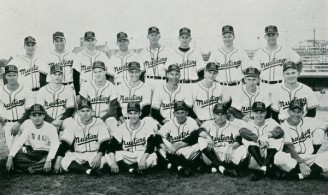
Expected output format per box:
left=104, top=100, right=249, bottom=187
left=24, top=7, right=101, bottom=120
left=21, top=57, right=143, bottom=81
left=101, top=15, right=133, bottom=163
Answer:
left=105, top=117, right=118, bottom=133
left=274, top=151, right=297, bottom=172
left=267, top=138, right=285, bottom=151
left=232, top=145, right=248, bottom=165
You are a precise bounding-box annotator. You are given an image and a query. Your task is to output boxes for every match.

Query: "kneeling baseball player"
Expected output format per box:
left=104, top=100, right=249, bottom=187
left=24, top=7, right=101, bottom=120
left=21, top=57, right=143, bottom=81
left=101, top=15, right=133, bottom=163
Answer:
left=6, top=104, right=60, bottom=174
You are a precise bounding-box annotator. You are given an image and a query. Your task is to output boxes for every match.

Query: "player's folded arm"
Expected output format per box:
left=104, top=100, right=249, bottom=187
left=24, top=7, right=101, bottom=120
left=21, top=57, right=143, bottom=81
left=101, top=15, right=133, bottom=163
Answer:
left=283, top=143, right=305, bottom=164
left=72, top=69, right=81, bottom=95
left=39, top=72, right=47, bottom=88
left=181, top=128, right=204, bottom=146
left=228, top=107, right=244, bottom=120
left=56, top=140, right=71, bottom=157
left=107, top=137, right=123, bottom=153
left=140, top=104, right=151, bottom=119
left=105, top=73, right=115, bottom=84
left=239, top=128, right=259, bottom=142
left=270, top=108, right=280, bottom=124
left=145, top=135, right=156, bottom=154
left=271, top=126, right=284, bottom=139
left=151, top=107, right=165, bottom=124
left=98, top=140, right=110, bottom=155
left=233, top=135, right=243, bottom=145
left=60, top=107, right=75, bottom=120
left=265, top=105, right=272, bottom=119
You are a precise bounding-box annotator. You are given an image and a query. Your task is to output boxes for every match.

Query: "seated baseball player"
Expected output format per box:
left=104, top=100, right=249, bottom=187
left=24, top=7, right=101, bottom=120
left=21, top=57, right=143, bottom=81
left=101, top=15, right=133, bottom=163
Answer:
left=274, top=99, right=328, bottom=180
left=116, top=61, right=151, bottom=122
left=79, top=61, right=119, bottom=132
left=54, top=99, right=111, bottom=176
left=6, top=104, right=60, bottom=174
left=107, top=102, right=159, bottom=176
left=239, top=102, right=285, bottom=181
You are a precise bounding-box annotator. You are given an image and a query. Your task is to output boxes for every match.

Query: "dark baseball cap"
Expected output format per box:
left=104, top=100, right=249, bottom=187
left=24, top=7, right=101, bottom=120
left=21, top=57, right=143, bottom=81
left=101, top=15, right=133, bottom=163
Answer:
left=213, top=103, right=228, bottom=114
left=84, top=31, right=95, bottom=40
left=117, top=32, right=128, bottom=41
left=148, top=26, right=160, bottom=34
left=127, top=102, right=141, bottom=112
left=5, top=65, right=18, bottom=74
left=252, top=102, right=266, bottom=112
left=206, top=62, right=218, bottom=72
left=283, top=61, right=297, bottom=72
left=174, top=101, right=188, bottom=112
left=128, top=61, right=141, bottom=71
left=222, top=25, right=234, bottom=35
left=168, top=64, right=180, bottom=72
left=50, top=65, right=63, bottom=74
left=53, top=32, right=65, bottom=41
left=92, top=61, right=106, bottom=70
left=265, top=25, right=278, bottom=34
left=78, top=99, right=92, bottom=110
left=179, top=27, right=191, bottom=36
left=24, top=36, right=36, bottom=45
left=244, top=67, right=260, bottom=77
left=289, top=99, right=304, bottom=110
left=30, top=104, right=46, bottom=114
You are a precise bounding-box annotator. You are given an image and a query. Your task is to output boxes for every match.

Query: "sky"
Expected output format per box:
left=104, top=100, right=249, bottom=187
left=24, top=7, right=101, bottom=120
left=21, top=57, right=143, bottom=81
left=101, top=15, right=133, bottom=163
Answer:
left=0, top=0, right=327, bottom=58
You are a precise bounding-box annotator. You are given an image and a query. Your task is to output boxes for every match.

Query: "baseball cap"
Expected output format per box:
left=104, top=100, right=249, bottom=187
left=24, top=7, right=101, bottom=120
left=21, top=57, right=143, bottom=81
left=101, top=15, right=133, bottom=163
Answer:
left=127, top=102, right=141, bottom=112
left=265, top=25, right=278, bottom=35
left=24, top=36, right=36, bottom=45
left=174, top=101, right=188, bottom=112
left=283, top=61, right=297, bottom=72
left=30, top=104, right=46, bottom=115
left=53, top=32, right=65, bottom=41
left=92, top=61, right=106, bottom=70
left=205, top=62, right=218, bottom=72
left=128, top=61, right=141, bottom=71
left=78, top=99, right=92, bottom=110
left=117, top=32, right=128, bottom=41
left=5, top=65, right=18, bottom=74
left=244, top=67, right=260, bottom=77
left=84, top=31, right=95, bottom=40
left=289, top=99, right=304, bottom=110
left=222, top=25, right=234, bottom=35
left=179, top=28, right=191, bottom=36
left=167, top=64, right=180, bottom=72
left=148, top=26, right=160, bottom=35
left=252, top=102, right=266, bottom=112
left=50, top=65, right=63, bottom=74
left=213, top=103, right=228, bottom=114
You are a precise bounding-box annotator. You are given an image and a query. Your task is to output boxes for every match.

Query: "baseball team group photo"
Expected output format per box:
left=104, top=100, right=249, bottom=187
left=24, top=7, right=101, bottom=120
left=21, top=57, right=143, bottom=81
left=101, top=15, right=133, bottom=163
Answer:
left=1, top=0, right=328, bottom=194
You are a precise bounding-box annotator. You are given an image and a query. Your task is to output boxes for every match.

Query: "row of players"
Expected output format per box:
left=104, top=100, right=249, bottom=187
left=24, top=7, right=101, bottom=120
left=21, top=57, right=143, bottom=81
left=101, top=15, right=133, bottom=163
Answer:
left=5, top=99, right=328, bottom=181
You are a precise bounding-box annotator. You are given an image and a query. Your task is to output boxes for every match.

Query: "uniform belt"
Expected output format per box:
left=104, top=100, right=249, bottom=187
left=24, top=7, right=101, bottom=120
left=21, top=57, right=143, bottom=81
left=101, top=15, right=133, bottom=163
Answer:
left=5, top=119, right=19, bottom=123
left=219, top=81, right=241, bottom=86
left=62, top=81, right=73, bottom=85
left=146, top=76, right=167, bottom=80
left=179, top=79, right=198, bottom=84
left=32, top=87, right=40, bottom=91
left=261, top=79, right=282, bottom=84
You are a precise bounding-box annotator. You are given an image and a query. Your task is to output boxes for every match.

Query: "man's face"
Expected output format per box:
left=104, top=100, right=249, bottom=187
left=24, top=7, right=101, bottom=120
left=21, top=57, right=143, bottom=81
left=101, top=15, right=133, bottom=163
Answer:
left=174, top=110, right=188, bottom=124
left=51, top=72, right=63, bottom=84
left=204, top=70, right=218, bottom=82
left=53, top=38, right=66, bottom=52
left=78, top=108, right=93, bottom=122
left=288, top=108, right=303, bottom=124
left=147, top=33, right=160, bottom=45
left=117, top=39, right=129, bottom=51
left=128, top=110, right=141, bottom=124
left=244, top=76, right=259, bottom=88
left=24, top=43, right=36, bottom=56
left=222, top=33, right=235, bottom=47
left=265, top=33, right=278, bottom=46
left=84, top=38, right=97, bottom=50
left=214, top=113, right=227, bottom=124
left=93, top=68, right=106, bottom=82
left=30, top=113, right=45, bottom=126
left=253, top=110, right=266, bottom=124
left=179, top=34, right=191, bottom=48
left=283, top=68, right=299, bottom=84
left=167, top=70, right=180, bottom=85
left=5, top=72, right=18, bottom=85
left=129, top=69, right=141, bottom=82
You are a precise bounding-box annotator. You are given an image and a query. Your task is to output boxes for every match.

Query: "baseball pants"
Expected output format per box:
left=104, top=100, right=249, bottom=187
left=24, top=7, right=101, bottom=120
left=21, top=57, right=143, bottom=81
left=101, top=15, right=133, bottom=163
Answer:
left=61, top=151, right=109, bottom=171
left=13, top=150, right=49, bottom=173
left=160, top=139, right=200, bottom=160
left=110, top=150, right=157, bottom=168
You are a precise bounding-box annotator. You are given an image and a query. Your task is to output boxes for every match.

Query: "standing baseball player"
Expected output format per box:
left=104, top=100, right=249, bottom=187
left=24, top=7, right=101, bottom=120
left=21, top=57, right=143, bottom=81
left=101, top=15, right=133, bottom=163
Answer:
left=107, top=102, right=159, bottom=175
left=6, top=104, right=59, bottom=174
left=55, top=99, right=111, bottom=176
left=270, top=61, right=318, bottom=122
left=170, top=28, right=205, bottom=84
left=110, top=32, right=143, bottom=85
left=117, top=61, right=151, bottom=121
left=1, top=65, right=33, bottom=150
left=139, top=26, right=178, bottom=91
left=253, top=26, right=302, bottom=94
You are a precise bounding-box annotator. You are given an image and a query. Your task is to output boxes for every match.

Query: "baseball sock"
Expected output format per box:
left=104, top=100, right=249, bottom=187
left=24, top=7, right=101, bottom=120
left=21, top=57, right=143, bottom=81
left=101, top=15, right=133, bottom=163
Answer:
left=310, top=163, right=323, bottom=177
left=68, top=161, right=88, bottom=173
left=201, top=149, right=224, bottom=173
left=248, top=146, right=264, bottom=168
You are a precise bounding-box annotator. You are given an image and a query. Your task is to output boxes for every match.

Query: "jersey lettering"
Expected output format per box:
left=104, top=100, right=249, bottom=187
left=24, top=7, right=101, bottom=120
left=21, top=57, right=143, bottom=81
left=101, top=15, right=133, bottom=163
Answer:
left=3, top=99, right=25, bottom=110
left=279, top=98, right=307, bottom=109
left=119, top=95, right=143, bottom=103
left=75, top=134, right=98, bottom=145
left=114, top=63, right=129, bottom=74
left=217, top=60, right=241, bottom=70
left=261, top=58, right=286, bottom=71
left=89, top=95, right=110, bottom=104
left=19, top=66, right=38, bottom=76
left=144, top=57, right=167, bottom=68
left=49, top=60, right=73, bottom=67
left=196, top=96, right=221, bottom=108
left=44, top=99, right=67, bottom=109
left=291, top=129, right=311, bottom=144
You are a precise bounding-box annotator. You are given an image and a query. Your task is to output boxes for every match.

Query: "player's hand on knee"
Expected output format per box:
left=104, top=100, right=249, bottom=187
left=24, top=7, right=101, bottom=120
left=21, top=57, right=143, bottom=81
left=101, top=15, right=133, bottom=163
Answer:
left=138, top=160, right=147, bottom=170
left=225, top=148, right=233, bottom=163
left=44, top=161, right=52, bottom=172
left=6, top=157, right=14, bottom=172
left=54, top=157, right=63, bottom=173
left=11, top=123, right=21, bottom=136
left=258, top=135, right=268, bottom=148
left=91, top=153, right=102, bottom=168
left=299, top=163, right=311, bottom=177
left=207, top=139, right=215, bottom=150
left=22, top=146, right=27, bottom=153
left=167, top=145, right=177, bottom=154
left=111, top=163, right=119, bottom=173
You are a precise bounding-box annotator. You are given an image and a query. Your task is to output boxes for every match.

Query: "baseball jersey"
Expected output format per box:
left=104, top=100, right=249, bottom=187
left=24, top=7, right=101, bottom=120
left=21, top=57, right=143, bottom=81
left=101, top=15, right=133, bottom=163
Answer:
left=253, top=45, right=301, bottom=81
left=79, top=80, right=118, bottom=118
left=271, top=83, right=319, bottom=120
left=158, top=117, right=198, bottom=143
left=281, top=117, right=328, bottom=154
left=109, top=52, right=142, bottom=84
left=9, top=120, right=59, bottom=161
left=43, top=50, right=75, bottom=83
left=188, top=81, right=231, bottom=121
left=169, top=48, right=205, bottom=81
left=243, top=118, right=281, bottom=137
left=152, top=84, right=191, bottom=120
left=117, top=81, right=151, bottom=117
left=8, top=55, right=45, bottom=89
left=72, top=50, right=113, bottom=82
left=139, top=46, right=178, bottom=77
left=61, top=117, right=110, bottom=153
left=0, top=85, right=34, bottom=121
left=113, top=117, right=158, bottom=152
left=35, top=84, right=75, bottom=119
left=208, top=47, right=251, bottom=83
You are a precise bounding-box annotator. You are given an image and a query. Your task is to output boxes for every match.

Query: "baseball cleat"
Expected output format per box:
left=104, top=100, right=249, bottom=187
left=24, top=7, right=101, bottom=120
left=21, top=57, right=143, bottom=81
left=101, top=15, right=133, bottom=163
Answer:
left=89, top=169, right=102, bottom=177
left=250, top=170, right=265, bottom=181
left=223, top=169, right=238, bottom=177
